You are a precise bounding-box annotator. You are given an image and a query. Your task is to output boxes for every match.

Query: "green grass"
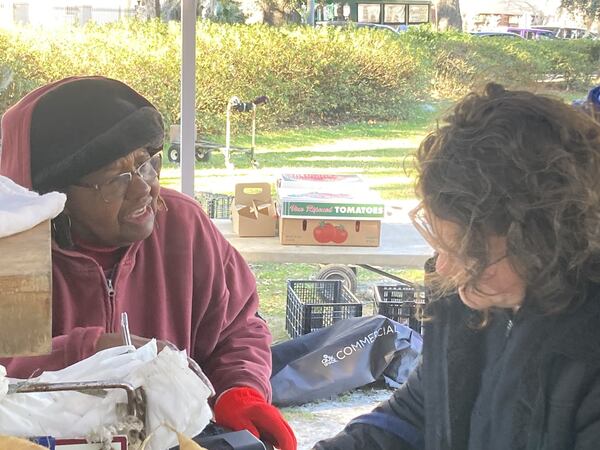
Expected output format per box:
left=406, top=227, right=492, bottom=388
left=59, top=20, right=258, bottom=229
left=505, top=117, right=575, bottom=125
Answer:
left=254, top=263, right=424, bottom=343
left=160, top=110, right=439, bottom=341
left=159, top=105, right=439, bottom=204
left=159, top=89, right=587, bottom=341
left=180, top=104, right=440, bottom=150
left=157, top=106, right=441, bottom=341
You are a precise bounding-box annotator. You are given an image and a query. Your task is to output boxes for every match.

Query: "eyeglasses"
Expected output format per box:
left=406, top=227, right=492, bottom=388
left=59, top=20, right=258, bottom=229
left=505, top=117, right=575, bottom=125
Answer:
left=410, top=202, right=508, bottom=270
left=409, top=202, right=439, bottom=248
left=73, top=152, right=162, bottom=203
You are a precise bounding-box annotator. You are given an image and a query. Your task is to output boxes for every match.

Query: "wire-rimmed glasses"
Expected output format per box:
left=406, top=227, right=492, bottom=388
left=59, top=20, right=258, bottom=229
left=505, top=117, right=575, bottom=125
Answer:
left=409, top=202, right=439, bottom=248
left=73, top=152, right=162, bottom=203
left=410, top=202, right=508, bottom=271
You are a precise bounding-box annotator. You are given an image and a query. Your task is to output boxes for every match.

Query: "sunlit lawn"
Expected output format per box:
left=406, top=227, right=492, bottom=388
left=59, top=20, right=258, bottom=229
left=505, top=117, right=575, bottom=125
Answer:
left=159, top=109, right=438, bottom=200
left=160, top=87, right=591, bottom=340
left=157, top=109, right=440, bottom=341
left=254, top=263, right=424, bottom=343
left=160, top=88, right=592, bottom=340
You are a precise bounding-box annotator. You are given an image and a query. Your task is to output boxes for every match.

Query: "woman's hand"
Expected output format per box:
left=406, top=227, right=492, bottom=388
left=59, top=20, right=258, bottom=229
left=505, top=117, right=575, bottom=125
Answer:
left=214, top=387, right=297, bottom=450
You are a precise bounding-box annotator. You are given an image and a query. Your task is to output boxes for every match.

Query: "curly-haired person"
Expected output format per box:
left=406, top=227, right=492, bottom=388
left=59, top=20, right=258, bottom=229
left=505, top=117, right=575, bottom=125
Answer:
left=314, top=83, right=600, bottom=450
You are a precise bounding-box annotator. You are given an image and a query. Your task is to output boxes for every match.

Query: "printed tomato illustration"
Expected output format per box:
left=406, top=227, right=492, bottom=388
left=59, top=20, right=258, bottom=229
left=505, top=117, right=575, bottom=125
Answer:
left=313, top=222, right=335, bottom=243
left=332, top=225, right=348, bottom=243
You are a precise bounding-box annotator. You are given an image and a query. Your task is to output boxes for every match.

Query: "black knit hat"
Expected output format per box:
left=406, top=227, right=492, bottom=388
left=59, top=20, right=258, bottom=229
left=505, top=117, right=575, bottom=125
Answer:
left=30, top=77, right=164, bottom=192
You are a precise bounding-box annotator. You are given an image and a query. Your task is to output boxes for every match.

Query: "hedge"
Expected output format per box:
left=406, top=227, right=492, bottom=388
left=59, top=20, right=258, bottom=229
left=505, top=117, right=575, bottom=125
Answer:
left=0, top=21, right=598, bottom=134
left=403, top=29, right=600, bottom=98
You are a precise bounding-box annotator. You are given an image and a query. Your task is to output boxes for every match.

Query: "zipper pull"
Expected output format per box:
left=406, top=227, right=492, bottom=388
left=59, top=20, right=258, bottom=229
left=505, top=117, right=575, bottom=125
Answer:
left=107, top=277, right=115, bottom=302
left=505, top=318, right=514, bottom=338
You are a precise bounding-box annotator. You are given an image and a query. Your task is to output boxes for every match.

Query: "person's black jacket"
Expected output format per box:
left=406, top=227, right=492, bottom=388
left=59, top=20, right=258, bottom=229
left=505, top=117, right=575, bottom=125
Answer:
left=313, top=290, right=600, bottom=450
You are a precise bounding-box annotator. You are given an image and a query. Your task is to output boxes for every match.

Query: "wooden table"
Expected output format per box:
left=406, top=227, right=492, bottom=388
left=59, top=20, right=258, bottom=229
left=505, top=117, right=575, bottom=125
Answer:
left=213, top=219, right=433, bottom=269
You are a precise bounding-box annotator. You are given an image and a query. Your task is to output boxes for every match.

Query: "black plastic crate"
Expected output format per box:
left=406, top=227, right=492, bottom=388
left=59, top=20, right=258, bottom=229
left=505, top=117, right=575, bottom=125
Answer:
left=286, top=279, right=363, bottom=338
left=373, top=283, right=426, bottom=333
left=195, top=192, right=234, bottom=219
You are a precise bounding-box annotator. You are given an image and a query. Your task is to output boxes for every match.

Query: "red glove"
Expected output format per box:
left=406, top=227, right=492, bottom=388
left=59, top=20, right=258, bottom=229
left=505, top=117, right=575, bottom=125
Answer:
left=214, top=387, right=297, bottom=450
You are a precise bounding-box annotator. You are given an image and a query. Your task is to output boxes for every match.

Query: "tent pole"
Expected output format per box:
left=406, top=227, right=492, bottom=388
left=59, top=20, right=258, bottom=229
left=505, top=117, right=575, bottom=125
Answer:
left=180, top=0, right=197, bottom=196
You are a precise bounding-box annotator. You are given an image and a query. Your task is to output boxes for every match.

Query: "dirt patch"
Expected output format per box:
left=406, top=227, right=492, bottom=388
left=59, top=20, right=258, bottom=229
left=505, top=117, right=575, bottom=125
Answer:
left=281, top=387, right=393, bottom=449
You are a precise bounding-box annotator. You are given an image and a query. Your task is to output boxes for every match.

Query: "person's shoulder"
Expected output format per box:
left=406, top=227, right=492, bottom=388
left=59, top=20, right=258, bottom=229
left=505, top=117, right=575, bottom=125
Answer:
left=567, top=284, right=600, bottom=327
left=155, top=187, right=229, bottom=248
left=159, top=188, right=211, bottom=220
left=154, top=188, right=215, bottom=233
left=422, top=293, right=476, bottom=339
left=426, top=293, right=468, bottom=319
left=160, top=188, right=203, bottom=210
left=548, top=287, right=600, bottom=366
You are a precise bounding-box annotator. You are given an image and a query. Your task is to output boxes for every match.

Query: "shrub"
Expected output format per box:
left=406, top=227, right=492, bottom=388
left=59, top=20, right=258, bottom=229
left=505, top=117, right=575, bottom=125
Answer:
left=0, top=21, right=597, bottom=134
left=401, top=27, right=600, bottom=97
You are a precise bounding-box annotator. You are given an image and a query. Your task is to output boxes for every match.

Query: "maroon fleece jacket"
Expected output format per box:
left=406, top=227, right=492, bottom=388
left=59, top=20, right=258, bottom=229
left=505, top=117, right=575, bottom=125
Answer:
left=0, top=78, right=272, bottom=400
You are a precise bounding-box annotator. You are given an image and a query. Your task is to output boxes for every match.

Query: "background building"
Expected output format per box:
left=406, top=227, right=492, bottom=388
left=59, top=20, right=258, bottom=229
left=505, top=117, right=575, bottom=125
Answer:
left=316, top=0, right=431, bottom=27
left=460, top=0, right=591, bottom=32
left=0, top=0, right=593, bottom=30
left=0, top=0, right=134, bottom=27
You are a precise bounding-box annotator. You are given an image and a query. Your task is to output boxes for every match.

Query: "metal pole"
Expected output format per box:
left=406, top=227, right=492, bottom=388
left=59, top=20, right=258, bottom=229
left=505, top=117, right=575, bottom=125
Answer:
left=308, top=0, right=315, bottom=25
left=180, top=0, right=197, bottom=197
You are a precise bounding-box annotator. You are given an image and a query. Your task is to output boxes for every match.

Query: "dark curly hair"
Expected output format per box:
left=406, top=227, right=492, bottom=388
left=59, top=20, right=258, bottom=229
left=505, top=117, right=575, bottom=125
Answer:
left=417, top=82, right=600, bottom=314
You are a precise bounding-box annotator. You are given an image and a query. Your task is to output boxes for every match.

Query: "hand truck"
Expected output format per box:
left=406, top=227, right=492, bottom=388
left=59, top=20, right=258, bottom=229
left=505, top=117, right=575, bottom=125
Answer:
left=167, top=95, right=268, bottom=169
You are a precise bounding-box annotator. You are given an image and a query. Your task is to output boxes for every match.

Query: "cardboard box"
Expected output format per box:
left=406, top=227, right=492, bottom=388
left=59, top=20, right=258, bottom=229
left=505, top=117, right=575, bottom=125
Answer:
left=279, top=217, right=381, bottom=246
left=277, top=174, right=385, bottom=247
left=231, top=182, right=277, bottom=237
left=0, top=220, right=52, bottom=357
left=277, top=173, right=364, bottom=189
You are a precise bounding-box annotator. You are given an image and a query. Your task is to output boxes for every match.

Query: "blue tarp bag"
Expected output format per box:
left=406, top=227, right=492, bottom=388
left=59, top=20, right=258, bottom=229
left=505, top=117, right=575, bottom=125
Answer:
left=270, top=315, right=422, bottom=406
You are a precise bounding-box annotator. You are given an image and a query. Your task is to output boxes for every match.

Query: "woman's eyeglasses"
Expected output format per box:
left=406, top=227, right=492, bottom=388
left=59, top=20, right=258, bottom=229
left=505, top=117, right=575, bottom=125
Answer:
left=73, top=153, right=162, bottom=203
left=410, top=202, right=508, bottom=271
left=409, top=202, right=439, bottom=248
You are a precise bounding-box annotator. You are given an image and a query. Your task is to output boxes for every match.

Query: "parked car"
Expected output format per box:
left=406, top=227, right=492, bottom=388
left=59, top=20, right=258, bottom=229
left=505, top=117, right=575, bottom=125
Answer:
left=534, top=26, right=598, bottom=40
left=355, top=23, right=400, bottom=34
left=506, top=27, right=556, bottom=40
left=316, top=20, right=400, bottom=35
left=470, top=31, right=524, bottom=39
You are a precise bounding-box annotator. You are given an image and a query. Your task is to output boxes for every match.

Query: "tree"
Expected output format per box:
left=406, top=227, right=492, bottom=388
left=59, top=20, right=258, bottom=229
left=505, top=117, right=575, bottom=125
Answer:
left=560, top=0, right=600, bottom=28
left=160, top=0, right=246, bottom=23
left=160, top=0, right=205, bottom=20
left=435, top=0, right=462, bottom=31
left=135, top=0, right=161, bottom=19
left=256, top=0, right=303, bottom=25
left=140, top=0, right=298, bottom=24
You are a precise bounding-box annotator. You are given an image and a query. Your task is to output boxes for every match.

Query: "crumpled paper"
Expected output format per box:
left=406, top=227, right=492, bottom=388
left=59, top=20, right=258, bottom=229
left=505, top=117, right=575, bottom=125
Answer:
left=0, top=175, right=65, bottom=238
left=0, top=341, right=214, bottom=450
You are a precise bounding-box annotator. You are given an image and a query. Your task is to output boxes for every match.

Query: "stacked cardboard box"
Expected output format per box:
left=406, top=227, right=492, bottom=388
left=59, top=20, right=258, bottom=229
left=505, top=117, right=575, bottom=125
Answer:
left=277, top=174, right=384, bottom=247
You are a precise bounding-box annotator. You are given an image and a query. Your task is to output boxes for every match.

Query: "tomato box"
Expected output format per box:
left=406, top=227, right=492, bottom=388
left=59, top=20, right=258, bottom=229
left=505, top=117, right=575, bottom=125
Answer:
left=277, top=174, right=384, bottom=247
left=279, top=217, right=381, bottom=246
left=277, top=173, right=364, bottom=189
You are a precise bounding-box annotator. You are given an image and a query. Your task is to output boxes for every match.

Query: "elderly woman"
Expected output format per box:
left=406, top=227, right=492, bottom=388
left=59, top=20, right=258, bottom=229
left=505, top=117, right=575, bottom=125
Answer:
left=314, top=83, right=600, bottom=449
left=0, top=76, right=295, bottom=450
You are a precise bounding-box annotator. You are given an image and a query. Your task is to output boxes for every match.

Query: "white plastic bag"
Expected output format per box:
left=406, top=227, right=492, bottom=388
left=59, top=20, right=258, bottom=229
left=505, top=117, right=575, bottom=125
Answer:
left=0, top=175, right=66, bottom=238
left=0, top=341, right=214, bottom=450
left=0, top=365, right=8, bottom=401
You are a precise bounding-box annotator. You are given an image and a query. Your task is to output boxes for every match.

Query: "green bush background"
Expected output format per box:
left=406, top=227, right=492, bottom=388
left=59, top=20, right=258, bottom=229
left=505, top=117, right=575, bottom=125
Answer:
left=0, top=21, right=598, bottom=134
